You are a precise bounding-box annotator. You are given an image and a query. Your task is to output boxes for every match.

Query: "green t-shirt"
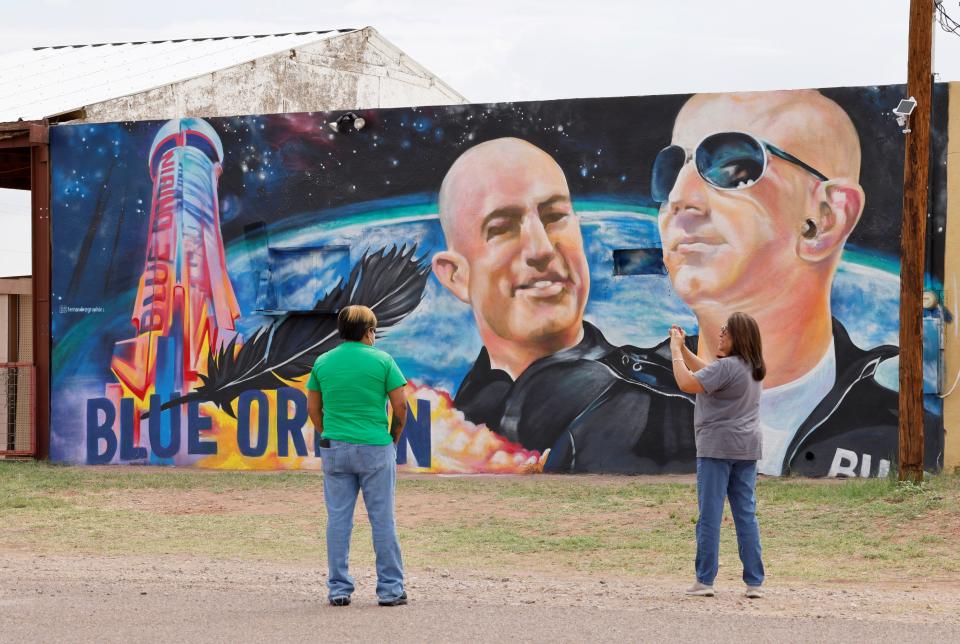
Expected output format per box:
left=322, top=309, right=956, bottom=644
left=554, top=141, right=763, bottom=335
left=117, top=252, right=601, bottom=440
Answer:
left=306, top=341, right=407, bottom=445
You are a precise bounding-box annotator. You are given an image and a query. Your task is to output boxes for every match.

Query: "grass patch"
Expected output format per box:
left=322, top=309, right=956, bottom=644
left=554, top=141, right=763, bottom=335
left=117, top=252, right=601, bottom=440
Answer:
left=0, top=460, right=323, bottom=493
left=2, top=461, right=958, bottom=582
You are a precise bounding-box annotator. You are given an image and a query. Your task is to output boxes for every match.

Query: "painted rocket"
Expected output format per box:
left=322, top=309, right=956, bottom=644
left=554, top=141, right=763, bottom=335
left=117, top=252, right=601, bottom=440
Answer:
left=110, top=118, right=241, bottom=401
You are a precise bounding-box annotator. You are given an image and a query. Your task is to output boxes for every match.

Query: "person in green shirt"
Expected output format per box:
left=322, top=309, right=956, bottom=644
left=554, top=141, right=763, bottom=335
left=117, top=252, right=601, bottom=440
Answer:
left=307, top=305, right=408, bottom=607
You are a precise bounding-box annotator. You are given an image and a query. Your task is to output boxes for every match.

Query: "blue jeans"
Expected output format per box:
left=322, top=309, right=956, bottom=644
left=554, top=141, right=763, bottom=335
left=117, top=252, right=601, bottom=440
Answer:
left=320, top=440, right=404, bottom=602
left=695, top=457, right=765, bottom=587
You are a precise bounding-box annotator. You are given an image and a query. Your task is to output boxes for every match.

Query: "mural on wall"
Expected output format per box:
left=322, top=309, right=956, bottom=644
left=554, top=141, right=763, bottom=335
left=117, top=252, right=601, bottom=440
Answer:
left=50, top=85, right=947, bottom=476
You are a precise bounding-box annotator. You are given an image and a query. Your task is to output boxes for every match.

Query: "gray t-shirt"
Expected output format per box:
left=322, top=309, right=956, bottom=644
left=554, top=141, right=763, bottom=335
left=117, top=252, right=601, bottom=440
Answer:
left=693, top=356, right=763, bottom=460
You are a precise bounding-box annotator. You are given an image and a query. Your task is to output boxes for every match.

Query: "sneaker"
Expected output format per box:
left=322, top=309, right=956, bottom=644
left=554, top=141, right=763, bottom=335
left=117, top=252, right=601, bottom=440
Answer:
left=744, top=585, right=762, bottom=599
left=685, top=581, right=715, bottom=597
left=378, top=591, right=408, bottom=607
left=329, top=595, right=351, bottom=607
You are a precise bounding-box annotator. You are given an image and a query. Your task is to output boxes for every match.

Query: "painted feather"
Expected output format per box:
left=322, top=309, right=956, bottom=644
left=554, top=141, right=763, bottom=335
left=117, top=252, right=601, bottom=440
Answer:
left=156, top=244, right=430, bottom=417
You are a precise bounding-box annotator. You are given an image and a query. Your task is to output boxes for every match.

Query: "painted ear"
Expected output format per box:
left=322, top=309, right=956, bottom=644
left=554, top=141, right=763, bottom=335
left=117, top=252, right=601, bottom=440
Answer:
left=431, top=250, right=471, bottom=303
left=798, top=180, right=865, bottom=263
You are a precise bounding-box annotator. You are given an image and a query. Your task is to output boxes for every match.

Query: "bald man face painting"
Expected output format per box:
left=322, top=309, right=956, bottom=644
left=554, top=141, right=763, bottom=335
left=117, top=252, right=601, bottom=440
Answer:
left=657, top=91, right=866, bottom=309
left=432, top=138, right=590, bottom=377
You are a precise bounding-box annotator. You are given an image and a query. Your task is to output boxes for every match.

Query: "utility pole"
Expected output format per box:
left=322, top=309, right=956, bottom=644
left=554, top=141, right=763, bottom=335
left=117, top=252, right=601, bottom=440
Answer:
left=899, top=0, right=935, bottom=482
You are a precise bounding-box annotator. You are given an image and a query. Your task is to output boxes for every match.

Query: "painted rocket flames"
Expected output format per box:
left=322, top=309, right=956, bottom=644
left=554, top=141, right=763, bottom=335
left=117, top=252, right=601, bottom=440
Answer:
left=401, top=384, right=546, bottom=474
left=196, top=389, right=310, bottom=471
left=190, top=382, right=544, bottom=474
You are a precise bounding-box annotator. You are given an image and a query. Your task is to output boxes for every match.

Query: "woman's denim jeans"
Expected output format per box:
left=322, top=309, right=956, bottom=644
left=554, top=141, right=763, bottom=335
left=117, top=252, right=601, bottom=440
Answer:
left=320, top=440, right=404, bottom=602
left=695, top=457, right=765, bottom=587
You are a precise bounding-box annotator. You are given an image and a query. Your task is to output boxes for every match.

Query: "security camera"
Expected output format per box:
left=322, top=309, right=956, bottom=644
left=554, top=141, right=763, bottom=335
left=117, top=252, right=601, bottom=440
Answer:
left=893, top=97, right=917, bottom=133
left=327, top=112, right=365, bottom=134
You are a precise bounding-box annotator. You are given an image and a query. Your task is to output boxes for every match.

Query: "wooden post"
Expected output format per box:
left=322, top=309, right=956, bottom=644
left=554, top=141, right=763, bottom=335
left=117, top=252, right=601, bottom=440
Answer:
left=30, top=125, right=50, bottom=460
left=899, top=0, right=935, bottom=482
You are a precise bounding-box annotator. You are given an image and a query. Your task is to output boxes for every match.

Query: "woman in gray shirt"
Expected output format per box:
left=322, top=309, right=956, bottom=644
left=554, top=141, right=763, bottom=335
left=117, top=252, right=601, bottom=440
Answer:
left=669, top=312, right=766, bottom=599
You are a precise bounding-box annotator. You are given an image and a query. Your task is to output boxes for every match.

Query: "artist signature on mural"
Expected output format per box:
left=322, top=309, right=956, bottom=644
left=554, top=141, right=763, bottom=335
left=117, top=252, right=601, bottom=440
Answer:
left=59, top=305, right=104, bottom=314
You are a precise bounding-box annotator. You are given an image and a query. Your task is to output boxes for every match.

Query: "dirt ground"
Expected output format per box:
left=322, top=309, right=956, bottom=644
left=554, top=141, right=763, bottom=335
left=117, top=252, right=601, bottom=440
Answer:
left=3, top=470, right=960, bottom=642
left=2, top=552, right=959, bottom=643
left=0, top=470, right=960, bottom=642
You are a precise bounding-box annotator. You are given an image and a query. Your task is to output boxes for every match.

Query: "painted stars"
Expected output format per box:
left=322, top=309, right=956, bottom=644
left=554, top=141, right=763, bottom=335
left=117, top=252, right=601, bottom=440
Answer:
left=237, top=147, right=277, bottom=184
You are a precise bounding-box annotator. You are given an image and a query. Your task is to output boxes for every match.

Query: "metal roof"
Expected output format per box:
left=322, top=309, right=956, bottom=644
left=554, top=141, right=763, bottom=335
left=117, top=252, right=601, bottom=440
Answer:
left=0, top=30, right=357, bottom=123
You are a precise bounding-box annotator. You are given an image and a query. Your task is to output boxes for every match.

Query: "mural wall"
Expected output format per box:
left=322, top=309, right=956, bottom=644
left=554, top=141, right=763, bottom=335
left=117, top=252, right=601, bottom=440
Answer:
left=49, top=85, right=947, bottom=476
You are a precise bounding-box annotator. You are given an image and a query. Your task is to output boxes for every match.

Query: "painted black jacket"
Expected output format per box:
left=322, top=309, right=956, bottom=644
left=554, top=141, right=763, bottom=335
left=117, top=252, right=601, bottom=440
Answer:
left=454, top=318, right=943, bottom=477
left=453, top=321, right=697, bottom=473
left=778, top=319, right=942, bottom=477
left=672, top=318, right=942, bottom=476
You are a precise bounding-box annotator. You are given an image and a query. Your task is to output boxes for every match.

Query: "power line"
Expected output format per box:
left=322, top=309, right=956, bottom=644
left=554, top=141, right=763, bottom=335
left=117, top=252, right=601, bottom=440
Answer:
left=935, top=0, right=960, bottom=36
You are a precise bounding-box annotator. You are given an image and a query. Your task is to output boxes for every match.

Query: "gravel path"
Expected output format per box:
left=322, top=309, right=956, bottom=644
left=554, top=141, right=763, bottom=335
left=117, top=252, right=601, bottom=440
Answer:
left=2, top=552, right=958, bottom=643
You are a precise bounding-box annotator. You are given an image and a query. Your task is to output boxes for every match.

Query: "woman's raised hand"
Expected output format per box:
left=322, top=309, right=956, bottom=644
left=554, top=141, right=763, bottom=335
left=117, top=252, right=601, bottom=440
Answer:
left=669, top=326, right=685, bottom=350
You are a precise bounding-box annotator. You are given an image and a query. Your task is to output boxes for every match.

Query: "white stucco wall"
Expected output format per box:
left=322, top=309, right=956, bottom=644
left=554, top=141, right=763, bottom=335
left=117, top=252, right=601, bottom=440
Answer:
left=81, top=28, right=467, bottom=123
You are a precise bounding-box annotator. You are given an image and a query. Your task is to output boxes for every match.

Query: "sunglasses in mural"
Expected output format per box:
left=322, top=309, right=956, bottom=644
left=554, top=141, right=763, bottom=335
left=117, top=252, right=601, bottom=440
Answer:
left=650, top=131, right=830, bottom=202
